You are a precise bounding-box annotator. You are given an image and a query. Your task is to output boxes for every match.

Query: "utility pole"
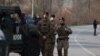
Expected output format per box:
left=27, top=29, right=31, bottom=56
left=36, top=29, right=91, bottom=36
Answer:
left=50, top=0, right=52, bottom=14
left=32, top=0, right=34, bottom=18
left=43, top=0, right=45, bottom=13
left=88, top=0, right=90, bottom=21
left=9, top=0, right=11, bottom=6
left=3, top=0, right=5, bottom=6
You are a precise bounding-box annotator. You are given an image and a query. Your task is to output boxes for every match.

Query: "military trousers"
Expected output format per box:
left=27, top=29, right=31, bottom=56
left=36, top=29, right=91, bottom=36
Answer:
left=49, top=36, right=55, bottom=56
left=57, top=39, right=69, bottom=56
left=40, top=38, right=51, bottom=56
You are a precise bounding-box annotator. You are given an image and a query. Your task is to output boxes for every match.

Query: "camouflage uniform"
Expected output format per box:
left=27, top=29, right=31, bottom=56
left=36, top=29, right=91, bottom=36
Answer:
left=49, top=20, right=56, bottom=56
left=37, top=19, right=53, bottom=56
left=57, top=25, right=72, bottom=56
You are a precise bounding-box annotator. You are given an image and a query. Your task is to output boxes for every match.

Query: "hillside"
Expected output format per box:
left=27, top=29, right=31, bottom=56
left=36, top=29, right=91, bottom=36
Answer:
left=0, top=0, right=100, bottom=25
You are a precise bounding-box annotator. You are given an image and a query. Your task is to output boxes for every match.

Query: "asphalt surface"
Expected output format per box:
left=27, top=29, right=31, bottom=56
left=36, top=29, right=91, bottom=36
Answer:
left=9, top=25, right=100, bottom=56
left=68, top=25, right=100, bottom=56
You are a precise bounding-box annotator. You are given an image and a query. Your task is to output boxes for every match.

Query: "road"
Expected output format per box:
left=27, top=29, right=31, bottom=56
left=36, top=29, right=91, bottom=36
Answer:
left=9, top=25, right=100, bottom=56
left=68, top=25, right=100, bottom=56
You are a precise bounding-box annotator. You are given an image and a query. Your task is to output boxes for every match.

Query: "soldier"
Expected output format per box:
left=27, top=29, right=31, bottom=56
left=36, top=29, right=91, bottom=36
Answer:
left=37, top=12, right=53, bottom=56
left=93, top=19, right=97, bottom=36
left=49, top=14, right=56, bottom=56
left=34, top=14, right=41, bottom=25
left=57, top=18, right=72, bottom=56
left=22, top=14, right=40, bottom=56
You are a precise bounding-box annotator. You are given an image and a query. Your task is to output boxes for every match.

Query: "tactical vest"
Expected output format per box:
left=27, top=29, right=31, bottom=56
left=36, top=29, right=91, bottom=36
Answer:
left=40, top=21, right=50, bottom=35
left=57, top=25, right=69, bottom=36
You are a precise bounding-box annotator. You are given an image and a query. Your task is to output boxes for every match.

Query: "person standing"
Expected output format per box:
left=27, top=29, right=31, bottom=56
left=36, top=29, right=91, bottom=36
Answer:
left=33, top=14, right=41, bottom=24
left=22, top=14, right=40, bottom=56
left=57, top=18, right=72, bottom=56
left=37, top=12, right=53, bottom=56
left=28, top=22, right=40, bottom=56
left=93, top=19, right=97, bottom=36
left=49, top=14, right=56, bottom=56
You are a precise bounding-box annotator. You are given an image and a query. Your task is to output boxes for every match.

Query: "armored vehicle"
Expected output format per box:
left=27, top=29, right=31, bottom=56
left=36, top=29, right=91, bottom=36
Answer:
left=0, top=6, right=27, bottom=55
left=0, top=29, right=8, bottom=56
